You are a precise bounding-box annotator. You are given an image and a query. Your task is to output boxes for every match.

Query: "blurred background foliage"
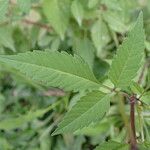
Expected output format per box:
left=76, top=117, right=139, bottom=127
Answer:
left=0, top=0, right=150, bottom=149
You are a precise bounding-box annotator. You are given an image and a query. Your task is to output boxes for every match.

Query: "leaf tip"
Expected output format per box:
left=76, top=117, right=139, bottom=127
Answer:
left=137, top=11, right=143, bottom=25
left=51, top=129, right=60, bottom=136
left=138, top=11, right=143, bottom=19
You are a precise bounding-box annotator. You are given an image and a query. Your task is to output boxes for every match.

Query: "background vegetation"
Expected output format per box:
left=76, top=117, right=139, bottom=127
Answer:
left=0, top=0, right=150, bottom=149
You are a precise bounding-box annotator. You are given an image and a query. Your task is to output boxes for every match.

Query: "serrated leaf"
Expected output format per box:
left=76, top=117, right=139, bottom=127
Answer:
left=43, top=0, right=70, bottom=40
left=95, top=141, right=129, bottom=150
left=0, top=51, right=100, bottom=92
left=71, top=0, right=84, bottom=26
left=52, top=91, right=110, bottom=135
left=109, top=12, right=145, bottom=88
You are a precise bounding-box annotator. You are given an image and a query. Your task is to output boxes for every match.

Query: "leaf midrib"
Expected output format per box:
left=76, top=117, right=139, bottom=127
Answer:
left=0, top=57, right=100, bottom=87
left=115, top=47, right=131, bottom=85
left=57, top=95, right=108, bottom=133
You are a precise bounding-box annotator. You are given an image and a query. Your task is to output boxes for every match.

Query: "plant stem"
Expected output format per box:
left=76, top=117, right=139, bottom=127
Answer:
left=130, top=95, right=138, bottom=150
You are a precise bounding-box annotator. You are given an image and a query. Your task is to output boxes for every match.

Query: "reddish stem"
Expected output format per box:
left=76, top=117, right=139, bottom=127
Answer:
left=130, top=95, right=138, bottom=150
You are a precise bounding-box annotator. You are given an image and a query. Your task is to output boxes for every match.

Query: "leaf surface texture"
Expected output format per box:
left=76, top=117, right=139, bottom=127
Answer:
left=52, top=91, right=110, bottom=135
left=0, top=51, right=100, bottom=92
left=109, top=13, right=145, bottom=88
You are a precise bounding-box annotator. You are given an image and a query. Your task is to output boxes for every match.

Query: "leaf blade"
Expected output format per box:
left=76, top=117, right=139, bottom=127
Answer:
left=52, top=91, right=110, bottom=135
left=0, top=0, right=8, bottom=21
left=43, top=0, right=70, bottom=39
left=71, top=0, right=84, bottom=26
left=108, top=12, right=145, bottom=88
left=0, top=51, right=100, bottom=92
left=91, top=18, right=111, bottom=56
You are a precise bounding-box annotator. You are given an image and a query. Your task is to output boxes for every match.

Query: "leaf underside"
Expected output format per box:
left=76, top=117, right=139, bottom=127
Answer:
left=0, top=51, right=100, bottom=92
left=52, top=91, right=110, bottom=135
left=109, top=12, right=145, bottom=88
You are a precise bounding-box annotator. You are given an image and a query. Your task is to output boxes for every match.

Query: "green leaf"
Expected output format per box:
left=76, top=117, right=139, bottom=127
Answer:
left=88, top=0, right=100, bottom=8
left=101, top=0, right=122, bottom=11
left=95, top=141, right=129, bottom=150
left=18, top=0, right=31, bottom=14
left=0, top=51, right=100, bottom=92
left=138, top=142, right=150, bottom=150
left=0, top=102, right=59, bottom=130
left=141, top=91, right=150, bottom=105
left=147, top=68, right=150, bottom=85
left=0, top=0, right=8, bottom=21
left=73, top=37, right=95, bottom=68
left=93, top=58, right=110, bottom=80
left=74, top=119, right=110, bottom=136
left=13, top=28, right=30, bottom=52
left=71, top=0, right=84, bottom=26
left=43, top=0, right=70, bottom=40
left=130, top=82, right=144, bottom=95
left=0, top=26, right=15, bottom=51
left=50, top=38, right=60, bottom=51
left=0, top=94, right=5, bottom=113
left=108, top=12, right=145, bottom=88
left=0, top=137, right=13, bottom=150
left=103, top=10, right=127, bottom=33
left=102, top=0, right=136, bottom=27
left=145, top=41, right=150, bottom=52
left=91, top=18, right=110, bottom=56
left=2, top=64, right=43, bottom=90
left=52, top=91, right=110, bottom=135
